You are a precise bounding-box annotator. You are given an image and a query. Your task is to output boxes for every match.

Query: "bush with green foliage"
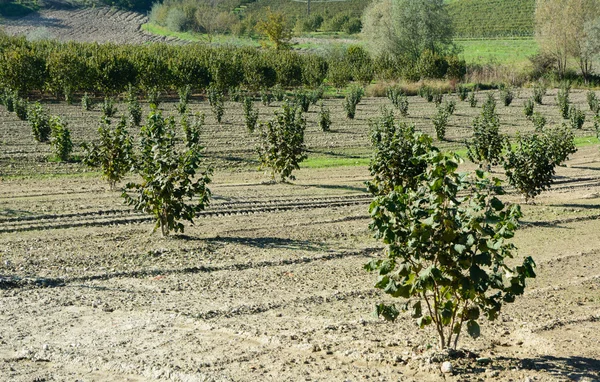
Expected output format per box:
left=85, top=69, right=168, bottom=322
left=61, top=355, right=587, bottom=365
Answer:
left=294, top=90, right=311, bottom=113
left=102, top=97, right=117, bottom=118
left=367, top=108, right=433, bottom=195
left=261, top=90, right=273, bottom=106
left=467, top=99, right=505, bottom=169
left=272, top=84, right=285, bottom=102
left=523, top=98, right=534, bottom=119
left=0, top=88, right=15, bottom=112
left=344, top=85, right=364, bottom=119
left=500, top=87, right=515, bottom=106
left=177, top=85, right=192, bottom=115
left=126, top=87, right=142, bottom=127
left=468, top=90, right=478, bottom=107
left=318, top=101, right=331, bottom=132
left=14, top=96, right=28, bottom=121
left=207, top=87, right=225, bottom=123
left=123, top=108, right=212, bottom=237
left=243, top=97, right=259, bottom=133
left=82, top=116, right=134, bottom=190
left=443, top=99, right=456, bottom=116
left=81, top=92, right=93, bottom=111
left=28, top=102, right=51, bottom=143
left=180, top=112, right=204, bottom=147
left=556, top=85, right=570, bottom=119
left=386, top=86, right=409, bottom=116
left=504, top=126, right=575, bottom=202
left=366, top=150, right=536, bottom=350
left=533, top=81, right=546, bottom=105
left=568, top=105, right=585, bottom=129
left=432, top=106, right=450, bottom=141
left=531, top=112, right=547, bottom=131
left=50, top=116, right=73, bottom=162
left=587, top=91, right=599, bottom=115
left=256, top=101, right=307, bottom=182
left=458, top=85, right=469, bottom=101
left=147, top=87, right=161, bottom=108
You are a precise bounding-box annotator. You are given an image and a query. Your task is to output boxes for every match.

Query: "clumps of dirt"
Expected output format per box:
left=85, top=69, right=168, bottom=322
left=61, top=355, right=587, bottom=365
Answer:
left=1, top=7, right=178, bottom=44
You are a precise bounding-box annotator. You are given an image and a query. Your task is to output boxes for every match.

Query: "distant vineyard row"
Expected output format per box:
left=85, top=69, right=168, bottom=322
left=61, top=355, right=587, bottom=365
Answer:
left=447, top=0, right=536, bottom=38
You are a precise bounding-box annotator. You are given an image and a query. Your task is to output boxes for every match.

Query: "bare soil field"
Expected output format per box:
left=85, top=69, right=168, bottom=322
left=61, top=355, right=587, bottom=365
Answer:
left=1, top=92, right=600, bottom=381
left=0, top=7, right=173, bottom=44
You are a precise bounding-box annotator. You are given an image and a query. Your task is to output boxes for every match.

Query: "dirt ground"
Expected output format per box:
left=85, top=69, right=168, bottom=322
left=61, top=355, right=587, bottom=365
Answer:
left=0, top=7, right=173, bottom=44
left=1, top=92, right=600, bottom=381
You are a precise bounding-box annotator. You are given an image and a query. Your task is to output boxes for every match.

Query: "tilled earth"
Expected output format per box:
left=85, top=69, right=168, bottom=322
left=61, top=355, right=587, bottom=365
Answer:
left=1, top=93, right=600, bottom=381
left=0, top=7, right=174, bottom=44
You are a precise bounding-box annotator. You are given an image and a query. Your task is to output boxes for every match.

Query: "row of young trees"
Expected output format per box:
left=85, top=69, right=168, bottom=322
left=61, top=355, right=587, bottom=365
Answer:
left=0, top=32, right=466, bottom=100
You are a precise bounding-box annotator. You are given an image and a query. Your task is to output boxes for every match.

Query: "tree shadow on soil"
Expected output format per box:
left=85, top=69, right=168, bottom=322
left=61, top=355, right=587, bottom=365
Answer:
left=301, top=183, right=367, bottom=193
left=568, top=165, right=600, bottom=171
left=549, top=203, right=600, bottom=210
left=203, top=236, right=324, bottom=252
left=454, top=355, right=600, bottom=380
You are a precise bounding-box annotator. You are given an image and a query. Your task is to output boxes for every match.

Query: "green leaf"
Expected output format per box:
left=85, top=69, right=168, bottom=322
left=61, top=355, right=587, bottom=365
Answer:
left=467, top=320, right=480, bottom=338
left=375, top=303, right=399, bottom=322
left=490, top=197, right=504, bottom=211
left=411, top=300, right=422, bottom=318
left=417, top=315, right=432, bottom=328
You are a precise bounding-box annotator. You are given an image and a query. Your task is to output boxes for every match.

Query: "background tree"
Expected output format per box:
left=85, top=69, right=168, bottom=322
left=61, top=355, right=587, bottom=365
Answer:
left=361, top=0, right=455, bottom=65
left=256, top=8, right=292, bottom=50
left=535, top=0, right=600, bottom=78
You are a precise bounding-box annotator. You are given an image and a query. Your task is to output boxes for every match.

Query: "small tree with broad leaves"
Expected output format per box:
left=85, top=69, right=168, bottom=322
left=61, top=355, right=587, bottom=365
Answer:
left=367, top=108, right=433, bottom=196
left=82, top=116, right=134, bottom=191
left=256, top=101, right=307, bottom=182
left=122, top=107, right=211, bottom=237
left=467, top=96, right=506, bottom=169
left=366, top=150, right=536, bottom=350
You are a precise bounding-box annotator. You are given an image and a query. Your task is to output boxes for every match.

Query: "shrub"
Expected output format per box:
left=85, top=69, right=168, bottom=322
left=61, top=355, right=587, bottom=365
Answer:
left=1, top=88, right=15, bottom=112
left=309, top=86, right=324, bottom=105
left=344, top=85, right=364, bottom=119
left=587, top=91, right=599, bottom=115
left=531, top=112, right=547, bottom=131
left=457, top=85, right=469, bottom=101
left=64, top=85, right=73, bottom=105
left=207, top=86, right=225, bottom=123
left=545, top=123, right=577, bottom=166
left=442, top=99, right=456, bottom=116
left=500, top=87, right=514, bottom=107
left=386, top=86, right=408, bottom=116
left=126, top=86, right=142, bottom=127
left=504, top=128, right=575, bottom=202
left=432, top=106, right=450, bottom=141
left=177, top=84, right=191, bottom=115
left=568, top=105, right=585, bottom=129
left=533, top=81, right=546, bottom=105
left=82, top=116, right=134, bottom=190
left=102, top=97, right=117, bottom=118
left=272, top=84, right=285, bottom=101
left=243, top=97, right=259, bottom=133
left=556, top=86, right=570, bottom=119
left=523, top=98, right=535, bottom=119
left=50, top=116, right=73, bottom=161
left=468, top=90, right=478, bottom=107
left=367, top=108, right=433, bottom=195
left=467, top=101, right=505, bottom=169
left=432, top=91, right=443, bottom=106
left=81, top=92, right=93, bottom=111
left=294, top=90, right=311, bottom=113
left=256, top=101, right=307, bottom=181
left=123, top=107, right=211, bottom=237
left=318, top=101, right=331, bottom=132
left=367, top=151, right=536, bottom=350
left=14, top=96, right=28, bottom=121
left=147, top=87, right=161, bottom=108
left=180, top=112, right=204, bottom=147
left=261, top=89, right=273, bottom=106
left=28, top=102, right=51, bottom=143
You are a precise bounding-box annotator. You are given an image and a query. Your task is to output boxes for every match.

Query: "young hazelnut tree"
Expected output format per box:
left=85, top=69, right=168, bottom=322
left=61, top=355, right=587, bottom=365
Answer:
left=122, top=107, right=211, bottom=237
left=366, top=148, right=536, bottom=350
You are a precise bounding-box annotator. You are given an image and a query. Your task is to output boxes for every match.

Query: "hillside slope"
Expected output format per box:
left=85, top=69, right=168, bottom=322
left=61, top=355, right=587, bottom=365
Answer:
left=447, top=0, right=535, bottom=38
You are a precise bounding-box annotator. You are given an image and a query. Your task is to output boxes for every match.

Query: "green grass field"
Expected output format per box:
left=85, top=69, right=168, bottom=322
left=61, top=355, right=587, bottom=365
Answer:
left=456, top=38, right=538, bottom=65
